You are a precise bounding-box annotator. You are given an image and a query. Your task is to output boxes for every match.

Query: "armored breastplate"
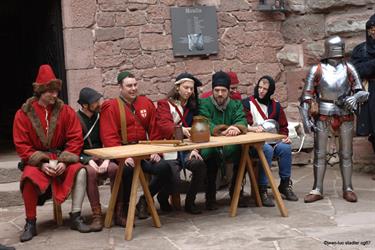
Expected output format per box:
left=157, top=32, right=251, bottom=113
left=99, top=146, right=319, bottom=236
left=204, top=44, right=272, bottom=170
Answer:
left=318, top=63, right=351, bottom=116
left=318, top=64, right=351, bottom=101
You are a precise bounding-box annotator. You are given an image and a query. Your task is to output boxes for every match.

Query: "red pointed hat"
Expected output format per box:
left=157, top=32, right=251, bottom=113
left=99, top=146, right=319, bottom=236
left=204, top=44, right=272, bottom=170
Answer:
left=226, top=71, right=239, bottom=85
left=33, top=64, right=62, bottom=94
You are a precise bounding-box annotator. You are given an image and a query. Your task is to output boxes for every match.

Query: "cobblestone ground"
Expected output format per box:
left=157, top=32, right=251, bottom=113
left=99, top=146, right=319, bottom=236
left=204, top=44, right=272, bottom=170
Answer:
left=1, top=165, right=375, bottom=250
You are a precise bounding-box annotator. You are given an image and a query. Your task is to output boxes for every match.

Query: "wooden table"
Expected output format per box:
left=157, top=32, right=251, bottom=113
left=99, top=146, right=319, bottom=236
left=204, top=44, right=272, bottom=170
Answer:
left=84, top=132, right=287, bottom=240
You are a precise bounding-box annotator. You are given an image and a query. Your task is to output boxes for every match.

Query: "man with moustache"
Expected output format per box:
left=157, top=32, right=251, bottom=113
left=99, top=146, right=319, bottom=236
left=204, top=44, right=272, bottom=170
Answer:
left=13, top=64, right=90, bottom=242
left=199, top=71, right=248, bottom=210
left=100, top=71, right=172, bottom=220
left=76, top=87, right=120, bottom=231
left=201, top=71, right=242, bottom=100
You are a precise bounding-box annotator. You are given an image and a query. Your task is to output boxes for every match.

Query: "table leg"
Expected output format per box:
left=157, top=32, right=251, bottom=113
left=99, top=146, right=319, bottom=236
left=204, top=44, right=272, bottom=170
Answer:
left=254, top=143, right=288, bottom=217
left=229, top=144, right=249, bottom=217
left=139, top=166, right=161, bottom=228
left=104, top=160, right=125, bottom=228
left=245, top=155, right=262, bottom=207
left=125, top=158, right=141, bottom=240
left=53, top=200, right=63, bottom=226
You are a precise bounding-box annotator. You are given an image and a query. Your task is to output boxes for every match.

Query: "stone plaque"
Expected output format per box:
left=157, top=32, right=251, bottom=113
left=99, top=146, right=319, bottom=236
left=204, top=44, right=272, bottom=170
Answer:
left=171, top=6, right=218, bottom=56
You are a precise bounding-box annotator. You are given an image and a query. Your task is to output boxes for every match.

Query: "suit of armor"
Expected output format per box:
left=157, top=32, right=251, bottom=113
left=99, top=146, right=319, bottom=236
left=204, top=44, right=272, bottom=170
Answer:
left=300, top=36, right=369, bottom=203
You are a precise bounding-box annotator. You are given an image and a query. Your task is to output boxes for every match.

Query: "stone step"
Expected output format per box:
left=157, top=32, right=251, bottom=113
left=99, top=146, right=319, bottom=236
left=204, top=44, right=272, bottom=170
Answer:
left=0, top=161, right=21, bottom=184
left=0, top=181, right=22, bottom=207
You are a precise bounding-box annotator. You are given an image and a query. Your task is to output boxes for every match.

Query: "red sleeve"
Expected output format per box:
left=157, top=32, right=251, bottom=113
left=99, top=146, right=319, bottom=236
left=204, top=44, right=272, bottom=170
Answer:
left=146, top=99, right=161, bottom=140
left=242, top=102, right=254, bottom=126
left=100, top=100, right=122, bottom=147
left=13, top=110, right=36, bottom=162
left=62, top=106, right=83, bottom=155
left=278, top=105, right=289, bottom=136
left=155, top=99, right=175, bottom=140
left=231, top=92, right=242, bottom=100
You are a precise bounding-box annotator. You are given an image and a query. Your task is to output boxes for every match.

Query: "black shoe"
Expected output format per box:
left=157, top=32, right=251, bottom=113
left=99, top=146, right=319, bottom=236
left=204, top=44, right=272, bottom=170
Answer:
left=157, top=193, right=173, bottom=212
left=0, top=244, right=15, bottom=250
left=136, top=196, right=149, bottom=219
left=185, top=199, right=202, bottom=214
left=278, top=178, right=298, bottom=201
left=20, top=218, right=37, bottom=242
left=205, top=200, right=219, bottom=210
left=69, top=212, right=91, bottom=233
left=259, top=187, right=275, bottom=207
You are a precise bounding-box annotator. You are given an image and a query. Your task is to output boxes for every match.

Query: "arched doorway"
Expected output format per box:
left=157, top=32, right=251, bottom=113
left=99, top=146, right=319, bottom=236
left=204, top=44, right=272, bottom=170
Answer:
left=0, top=0, right=67, bottom=154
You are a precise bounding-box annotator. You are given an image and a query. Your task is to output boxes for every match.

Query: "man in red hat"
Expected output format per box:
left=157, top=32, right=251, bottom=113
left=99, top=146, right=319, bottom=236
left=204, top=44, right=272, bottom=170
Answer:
left=200, top=71, right=242, bottom=100
left=13, top=64, right=90, bottom=242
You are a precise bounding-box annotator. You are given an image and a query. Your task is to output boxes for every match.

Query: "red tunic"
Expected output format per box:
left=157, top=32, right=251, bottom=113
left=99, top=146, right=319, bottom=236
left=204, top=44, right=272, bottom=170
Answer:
left=155, top=99, right=179, bottom=140
left=13, top=98, right=83, bottom=204
left=200, top=90, right=242, bottom=100
left=100, top=96, right=160, bottom=147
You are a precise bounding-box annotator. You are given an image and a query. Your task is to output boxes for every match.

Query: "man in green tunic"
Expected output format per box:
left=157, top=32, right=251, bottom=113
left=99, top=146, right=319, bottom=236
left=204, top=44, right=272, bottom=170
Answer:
left=199, top=71, right=247, bottom=210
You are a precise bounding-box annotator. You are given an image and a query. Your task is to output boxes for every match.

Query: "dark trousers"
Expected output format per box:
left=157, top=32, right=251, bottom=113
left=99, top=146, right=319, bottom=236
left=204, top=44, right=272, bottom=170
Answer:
left=121, top=159, right=172, bottom=203
left=159, top=158, right=206, bottom=203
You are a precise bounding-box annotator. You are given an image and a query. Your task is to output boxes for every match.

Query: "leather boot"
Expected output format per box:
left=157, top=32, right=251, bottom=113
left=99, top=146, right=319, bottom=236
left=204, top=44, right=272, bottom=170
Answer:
left=20, top=218, right=37, bottom=242
left=90, top=206, right=103, bottom=232
left=184, top=194, right=202, bottom=214
left=114, top=202, right=127, bottom=227
left=343, top=191, right=358, bottom=202
left=157, top=192, right=173, bottom=212
left=136, top=195, right=149, bottom=220
left=69, top=211, right=91, bottom=233
left=205, top=191, right=218, bottom=210
left=304, top=191, right=323, bottom=203
left=278, top=178, right=298, bottom=201
left=259, top=185, right=275, bottom=207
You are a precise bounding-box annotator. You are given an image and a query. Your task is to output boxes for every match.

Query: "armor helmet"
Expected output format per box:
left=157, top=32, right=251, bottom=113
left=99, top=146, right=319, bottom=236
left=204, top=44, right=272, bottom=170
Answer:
left=322, top=36, right=345, bottom=59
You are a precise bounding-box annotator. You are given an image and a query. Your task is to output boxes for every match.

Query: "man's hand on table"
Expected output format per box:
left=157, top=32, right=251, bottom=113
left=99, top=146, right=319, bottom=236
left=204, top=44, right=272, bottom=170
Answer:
left=222, top=126, right=241, bottom=136
left=125, top=158, right=135, bottom=168
left=150, top=153, right=161, bottom=163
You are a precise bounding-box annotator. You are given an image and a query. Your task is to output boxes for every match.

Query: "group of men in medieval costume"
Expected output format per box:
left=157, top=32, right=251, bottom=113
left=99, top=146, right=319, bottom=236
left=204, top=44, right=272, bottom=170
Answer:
left=12, top=13, right=375, bottom=244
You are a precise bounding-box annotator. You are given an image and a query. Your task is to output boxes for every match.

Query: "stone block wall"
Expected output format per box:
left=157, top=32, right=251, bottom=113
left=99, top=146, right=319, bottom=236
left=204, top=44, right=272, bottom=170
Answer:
left=62, top=0, right=287, bottom=107
left=61, top=0, right=375, bottom=168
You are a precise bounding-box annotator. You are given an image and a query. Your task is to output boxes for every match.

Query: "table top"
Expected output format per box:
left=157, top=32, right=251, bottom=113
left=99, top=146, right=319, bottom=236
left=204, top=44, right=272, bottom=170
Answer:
left=84, top=132, right=285, bottom=159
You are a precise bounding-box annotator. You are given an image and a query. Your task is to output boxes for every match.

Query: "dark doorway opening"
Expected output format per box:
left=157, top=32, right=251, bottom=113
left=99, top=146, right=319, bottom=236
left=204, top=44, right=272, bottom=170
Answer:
left=0, top=0, right=67, bottom=153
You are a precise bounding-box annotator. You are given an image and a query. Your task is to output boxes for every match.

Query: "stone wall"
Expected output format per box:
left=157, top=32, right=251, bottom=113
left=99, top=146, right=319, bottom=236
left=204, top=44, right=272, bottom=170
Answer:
left=61, top=0, right=287, bottom=107
left=61, top=0, right=375, bottom=168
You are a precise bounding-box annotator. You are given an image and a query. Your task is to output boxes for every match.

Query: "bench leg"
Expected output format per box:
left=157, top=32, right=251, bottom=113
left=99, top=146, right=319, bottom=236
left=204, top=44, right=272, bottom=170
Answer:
left=53, top=200, right=63, bottom=226
left=254, top=143, right=288, bottom=217
left=170, top=193, right=181, bottom=210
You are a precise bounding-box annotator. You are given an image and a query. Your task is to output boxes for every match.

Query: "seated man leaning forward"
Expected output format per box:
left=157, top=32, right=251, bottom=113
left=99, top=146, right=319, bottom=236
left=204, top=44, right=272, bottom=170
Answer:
left=199, top=71, right=248, bottom=210
left=76, top=87, right=121, bottom=231
left=242, top=75, right=298, bottom=207
left=13, top=64, right=90, bottom=242
left=100, top=71, right=172, bottom=221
